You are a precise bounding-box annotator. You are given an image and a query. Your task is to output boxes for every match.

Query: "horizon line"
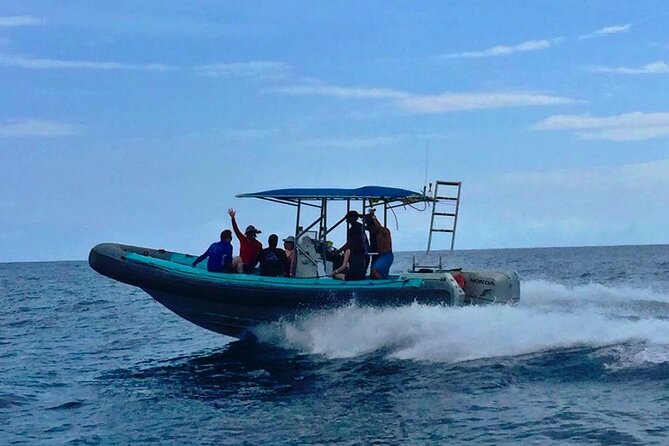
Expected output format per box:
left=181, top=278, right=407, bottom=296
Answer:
left=1, top=242, right=667, bottom=264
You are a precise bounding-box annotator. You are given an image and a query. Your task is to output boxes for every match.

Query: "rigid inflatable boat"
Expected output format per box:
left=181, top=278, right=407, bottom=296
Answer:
left=89, top=184, right=520, bottom=339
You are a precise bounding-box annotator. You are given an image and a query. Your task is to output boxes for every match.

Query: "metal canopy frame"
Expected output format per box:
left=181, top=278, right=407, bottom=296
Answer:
left=237, top=187, right=433, bottom=268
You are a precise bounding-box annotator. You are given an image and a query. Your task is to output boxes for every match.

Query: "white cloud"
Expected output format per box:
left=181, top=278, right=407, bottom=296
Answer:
left=0, top=118, right=81, bottom=137
left=400, top=92, right=578, bottom=113
left=299, top=135, right=404, bottom=149
left=580, top=24, right=631, bottom=39
left=533, top=112, right=669, bottom=130
left=297, top=132, right=454, bottom=148
left=0, top=53, right=174, bottom=71
left=588, top=60, right=669, bottom=75
left=270, top=83, right=580, bottom=113
left=0, top=15, right=42, bottom=27
left=440, top=39, right=555, bottom=59
left=195, top=61, right=291, bottom=79
left=533, top=112, right=669, bottom=141
left=577, top=126, right=669, bottom=141
left=0, top=53, right=291, bottom=80
left=270, top=84, right=408, bottom=99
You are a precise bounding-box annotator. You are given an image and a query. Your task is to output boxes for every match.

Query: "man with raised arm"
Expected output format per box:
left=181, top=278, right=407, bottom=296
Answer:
left=228, top=208, right=263, bottom=274
left=365, top=208, right=393, bottom=279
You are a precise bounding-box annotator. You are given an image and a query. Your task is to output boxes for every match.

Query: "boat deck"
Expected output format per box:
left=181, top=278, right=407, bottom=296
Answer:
left=124, top=252, right=420, bottom=290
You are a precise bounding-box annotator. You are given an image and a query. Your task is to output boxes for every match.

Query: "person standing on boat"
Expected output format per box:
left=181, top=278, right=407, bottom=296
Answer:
left=228, top=208, right=263, bottom=274
left=365, top=209, right=393, bottom=279
left=192, top=229, right=234, bottom=273
left=283, top=236, right=296, bottom=277
left=255, top=234, right=290, bottom=277
left=331, top=210, right=368, bottom=281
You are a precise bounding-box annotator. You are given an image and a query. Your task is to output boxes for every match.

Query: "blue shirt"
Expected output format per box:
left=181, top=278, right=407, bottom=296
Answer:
left=195, top=241, right=232, bottom=272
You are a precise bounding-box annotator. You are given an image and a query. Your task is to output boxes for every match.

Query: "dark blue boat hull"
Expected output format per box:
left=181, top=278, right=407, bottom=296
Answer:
left=89, top=243, right=455, bottom=338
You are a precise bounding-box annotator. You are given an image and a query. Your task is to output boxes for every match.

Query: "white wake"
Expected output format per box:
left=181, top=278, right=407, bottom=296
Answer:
left=256, top=280, right=669, bottom=365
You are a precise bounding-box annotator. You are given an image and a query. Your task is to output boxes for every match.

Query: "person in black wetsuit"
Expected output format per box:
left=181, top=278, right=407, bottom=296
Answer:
left=331, top=210, right=369, bottom=281
left=364, top=211, right=378, bottom=271
left=255, top=234, right=290, bottom=277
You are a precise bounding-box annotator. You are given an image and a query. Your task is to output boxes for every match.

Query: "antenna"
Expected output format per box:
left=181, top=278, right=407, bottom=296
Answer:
left=423, top=142, right=429, bottom=194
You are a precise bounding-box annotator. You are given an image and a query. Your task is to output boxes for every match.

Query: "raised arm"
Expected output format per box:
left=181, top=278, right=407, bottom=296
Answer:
left=367, top=209, right=382, bottom=231
left=228, top=208, right=245, bottom=241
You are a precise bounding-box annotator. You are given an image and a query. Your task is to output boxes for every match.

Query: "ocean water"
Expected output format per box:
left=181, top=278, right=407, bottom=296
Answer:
left=2, top=244, right=669, bottom=445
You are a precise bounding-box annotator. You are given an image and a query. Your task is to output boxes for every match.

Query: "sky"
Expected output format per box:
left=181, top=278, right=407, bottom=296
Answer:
left=1, top=1, right=668, bottom=262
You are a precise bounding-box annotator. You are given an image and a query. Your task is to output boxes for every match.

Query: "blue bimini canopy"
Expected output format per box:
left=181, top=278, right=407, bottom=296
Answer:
left=237, top=186, right=431, bottom=204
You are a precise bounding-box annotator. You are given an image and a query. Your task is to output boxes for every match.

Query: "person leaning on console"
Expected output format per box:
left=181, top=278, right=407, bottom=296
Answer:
left=331, top=210, right=369, bottom=281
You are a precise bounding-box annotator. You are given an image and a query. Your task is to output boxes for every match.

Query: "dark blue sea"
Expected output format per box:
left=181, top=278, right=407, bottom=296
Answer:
left=2, top=245, right=669, bottom=445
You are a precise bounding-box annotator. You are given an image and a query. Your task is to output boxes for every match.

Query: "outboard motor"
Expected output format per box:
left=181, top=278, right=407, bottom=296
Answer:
left=462, top=271, right=520, bottom=305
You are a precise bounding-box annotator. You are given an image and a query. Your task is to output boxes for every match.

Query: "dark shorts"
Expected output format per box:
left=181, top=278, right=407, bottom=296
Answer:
left=371, top=252, right=393, bottom=279
left=345, top=253, right=367, bottom=281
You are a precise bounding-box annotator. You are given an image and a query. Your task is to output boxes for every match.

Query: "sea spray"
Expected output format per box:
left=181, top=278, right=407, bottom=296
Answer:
left=257, top=280, right=669, bottom=364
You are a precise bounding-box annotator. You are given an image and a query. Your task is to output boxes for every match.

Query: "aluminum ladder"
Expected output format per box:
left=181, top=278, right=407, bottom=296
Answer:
left=427, top=180, right=461, bottom=252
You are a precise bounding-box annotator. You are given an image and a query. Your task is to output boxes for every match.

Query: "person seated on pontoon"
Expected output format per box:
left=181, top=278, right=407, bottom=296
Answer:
left=364, top=208, right=393, bottom=279
left=255, top=234, right=290, bottom=277
left=228, top=208, right=263, bottom=274
left=283, top=236, right=296, bottom=277
left=192, top=229, right=234, bottom=273
left=331, top=210, right=368, bottom=281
